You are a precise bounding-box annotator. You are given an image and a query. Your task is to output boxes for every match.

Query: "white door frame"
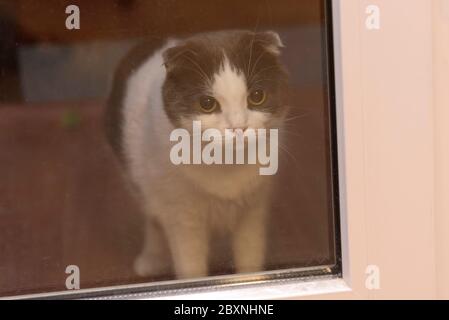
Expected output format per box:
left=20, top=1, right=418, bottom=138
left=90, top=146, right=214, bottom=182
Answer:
left=434, top=0, right=449, bottom=300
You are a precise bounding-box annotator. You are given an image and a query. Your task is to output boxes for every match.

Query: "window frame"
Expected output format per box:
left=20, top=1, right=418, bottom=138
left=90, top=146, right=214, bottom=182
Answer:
left=8, top=0, right=439, bottom=300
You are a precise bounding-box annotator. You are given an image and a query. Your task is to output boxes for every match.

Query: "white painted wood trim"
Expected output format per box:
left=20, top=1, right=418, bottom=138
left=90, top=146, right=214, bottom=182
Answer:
left=434, top=0, right=449, bottom=300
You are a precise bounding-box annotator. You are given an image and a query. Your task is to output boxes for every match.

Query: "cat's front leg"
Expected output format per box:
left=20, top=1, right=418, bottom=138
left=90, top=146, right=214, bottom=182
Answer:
left=134, top=216, right=171, bottom=278
left=232, top=202, right=268, bottom=274
left=162, top=217, right=209, bottom=279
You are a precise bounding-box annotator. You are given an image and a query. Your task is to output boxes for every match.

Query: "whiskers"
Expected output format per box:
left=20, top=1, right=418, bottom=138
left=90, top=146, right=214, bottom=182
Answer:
left=182, top=54, right=213, bottom=86
left=283, top=111, right=311, bottom=123
left=274, top=112, right=312, bottom=169
left=277, top=141, right=299, bottom=167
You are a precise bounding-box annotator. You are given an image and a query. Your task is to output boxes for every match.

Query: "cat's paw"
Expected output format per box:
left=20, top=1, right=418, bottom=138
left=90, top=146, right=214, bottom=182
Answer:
left=133, top=253, right=166, bottom=278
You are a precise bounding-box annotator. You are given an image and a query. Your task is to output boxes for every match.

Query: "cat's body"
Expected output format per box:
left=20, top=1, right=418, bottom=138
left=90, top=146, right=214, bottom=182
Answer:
left=106, top=30, right=289, bottom=279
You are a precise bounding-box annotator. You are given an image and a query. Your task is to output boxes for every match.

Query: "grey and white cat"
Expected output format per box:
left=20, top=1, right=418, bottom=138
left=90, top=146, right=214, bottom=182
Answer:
left=106, top=30, right=289, bottom=279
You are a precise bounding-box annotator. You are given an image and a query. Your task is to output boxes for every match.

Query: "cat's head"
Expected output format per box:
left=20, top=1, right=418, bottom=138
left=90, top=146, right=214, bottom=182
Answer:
left=162, top=30, right=289, bottom=134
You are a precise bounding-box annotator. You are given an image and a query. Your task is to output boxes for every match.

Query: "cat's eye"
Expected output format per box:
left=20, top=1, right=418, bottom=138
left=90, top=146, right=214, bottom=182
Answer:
left=248, top=89, right=267, bottom=106
left=199, top=95, right=218, bottom=113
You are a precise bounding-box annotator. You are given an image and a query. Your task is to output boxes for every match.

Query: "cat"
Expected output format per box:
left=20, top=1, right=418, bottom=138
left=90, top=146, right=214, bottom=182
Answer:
left=105, top=30, right=289, bottom=279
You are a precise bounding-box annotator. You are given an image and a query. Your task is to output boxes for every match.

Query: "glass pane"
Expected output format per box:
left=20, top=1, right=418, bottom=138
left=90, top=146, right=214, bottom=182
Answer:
left=0, top=0, right=340, bottom=298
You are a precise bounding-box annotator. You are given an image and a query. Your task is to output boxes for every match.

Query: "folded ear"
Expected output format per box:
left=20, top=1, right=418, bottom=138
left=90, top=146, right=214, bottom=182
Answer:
left=256, top=31, right=285, bottom=56
left=162, top=43, right=189, bottom=72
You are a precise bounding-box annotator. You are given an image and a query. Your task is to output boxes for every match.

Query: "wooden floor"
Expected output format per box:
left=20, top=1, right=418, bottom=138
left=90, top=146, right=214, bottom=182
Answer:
left=0, top=92, right=336, bottom=297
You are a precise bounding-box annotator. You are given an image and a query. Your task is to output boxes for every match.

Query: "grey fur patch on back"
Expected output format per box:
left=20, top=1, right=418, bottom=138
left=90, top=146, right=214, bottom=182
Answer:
left=105, top=38, right=164, bottom=161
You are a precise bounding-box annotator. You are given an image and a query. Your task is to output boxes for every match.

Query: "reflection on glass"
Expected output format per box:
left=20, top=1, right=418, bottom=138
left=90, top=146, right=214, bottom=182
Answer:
left=0, top=0, right=339, bottom=298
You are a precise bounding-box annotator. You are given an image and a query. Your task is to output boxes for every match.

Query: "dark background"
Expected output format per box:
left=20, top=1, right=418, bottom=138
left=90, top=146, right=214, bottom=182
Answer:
left=0, top=0, right=337, bottom=297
